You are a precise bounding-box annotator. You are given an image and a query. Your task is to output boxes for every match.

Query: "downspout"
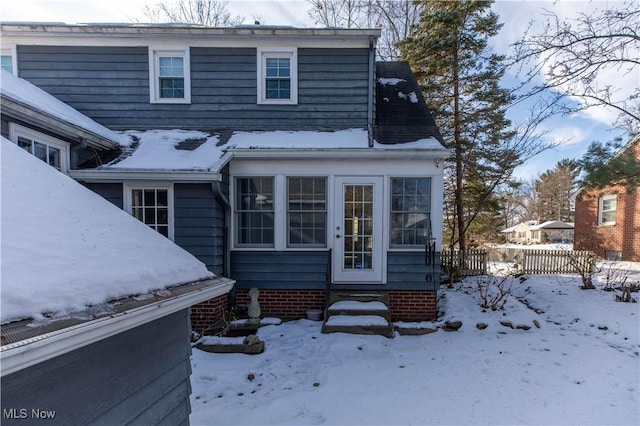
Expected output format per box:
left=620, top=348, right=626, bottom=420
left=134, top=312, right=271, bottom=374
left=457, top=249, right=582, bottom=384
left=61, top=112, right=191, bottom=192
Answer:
left=212, top=180, right=231, bottom=278
left=367, top=35, right=375, bottom=148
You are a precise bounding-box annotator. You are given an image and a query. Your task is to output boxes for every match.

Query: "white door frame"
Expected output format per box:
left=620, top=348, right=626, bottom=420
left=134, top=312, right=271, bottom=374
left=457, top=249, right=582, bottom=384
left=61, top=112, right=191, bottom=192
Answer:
left=332, top=176, right=385, bottom=283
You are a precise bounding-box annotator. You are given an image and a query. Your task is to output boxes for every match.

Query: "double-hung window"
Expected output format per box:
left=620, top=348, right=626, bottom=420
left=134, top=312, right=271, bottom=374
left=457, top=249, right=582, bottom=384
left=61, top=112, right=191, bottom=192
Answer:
left=287, top=177, right=327, bottom=247
left=236, top=177, right=275, bottom=246
left=125, top=183, right=173, bottom=239
left=9, top=123, right=68, bottom=172
left=257, top=48, right=297, bottom=104
left=390, top=177, right=431, bottom=247
left=149, top=47, right=191, bottom=103
left=598, top=195, right=617, bottom=225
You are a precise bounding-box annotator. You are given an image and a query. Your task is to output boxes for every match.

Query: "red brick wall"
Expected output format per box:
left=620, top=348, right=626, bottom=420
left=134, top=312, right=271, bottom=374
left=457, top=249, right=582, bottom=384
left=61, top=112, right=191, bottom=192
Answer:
left=191, top=293, right=228, bottom=333
left=388, top=290, right=438, bottom=321
left=574, top=186, right=639, bottom=262
left=234, top=289, right=438, bottom=322
left=191, top=289, right=439, bottom=329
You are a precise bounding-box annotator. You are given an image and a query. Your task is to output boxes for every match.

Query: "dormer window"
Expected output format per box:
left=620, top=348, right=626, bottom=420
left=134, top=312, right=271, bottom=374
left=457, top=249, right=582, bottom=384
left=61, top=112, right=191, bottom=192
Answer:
left=257, top=48, right=297, bottom=105
left=149, top=47, right=191, bottom=104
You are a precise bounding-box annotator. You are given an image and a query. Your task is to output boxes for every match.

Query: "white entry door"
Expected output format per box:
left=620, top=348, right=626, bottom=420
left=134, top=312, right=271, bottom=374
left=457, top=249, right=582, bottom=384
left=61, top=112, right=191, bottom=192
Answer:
left=333, top=176, right=384, bottom=283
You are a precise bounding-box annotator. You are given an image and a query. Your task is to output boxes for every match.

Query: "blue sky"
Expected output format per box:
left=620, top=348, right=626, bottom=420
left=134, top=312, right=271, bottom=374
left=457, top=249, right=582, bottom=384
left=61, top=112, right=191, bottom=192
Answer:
left=1, top=0, right=633, bottom=181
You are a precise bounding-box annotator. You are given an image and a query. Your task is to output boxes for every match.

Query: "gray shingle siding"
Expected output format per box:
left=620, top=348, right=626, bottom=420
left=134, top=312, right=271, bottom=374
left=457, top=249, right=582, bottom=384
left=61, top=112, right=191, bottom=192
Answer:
left=174, top=183, right=225, bottom=275
left=0, top=310, right=193, bottom=426
left=84, top=182, right=225, bottom=274
left=230, top=251, right=439, bottom=290
left=17, top=45, right=370, bottom=131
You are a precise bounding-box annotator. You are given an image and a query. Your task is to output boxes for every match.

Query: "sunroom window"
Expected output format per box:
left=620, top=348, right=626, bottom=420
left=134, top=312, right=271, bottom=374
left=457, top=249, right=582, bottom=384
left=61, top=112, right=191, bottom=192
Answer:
left=390, top=177, right=431, bottom=247
left=236, top=177, right=275, bottom=246
left=287, top=177, right=326, bottom=247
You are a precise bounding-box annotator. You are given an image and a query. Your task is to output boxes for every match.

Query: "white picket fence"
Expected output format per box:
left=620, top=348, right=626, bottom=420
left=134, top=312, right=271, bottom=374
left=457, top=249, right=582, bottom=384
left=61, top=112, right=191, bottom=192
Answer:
left=520, top=249, right=596, bottom=275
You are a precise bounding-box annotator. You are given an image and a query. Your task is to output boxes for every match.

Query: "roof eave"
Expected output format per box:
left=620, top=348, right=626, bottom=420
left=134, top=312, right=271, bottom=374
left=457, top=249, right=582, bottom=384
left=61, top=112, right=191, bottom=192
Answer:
left=1, top=97, right=121, bottom=150
left=69, top=168, right=223, bottom=182
left=228, top=147, right=451, bottom=160
left=0, top=277, right=234, bottom=377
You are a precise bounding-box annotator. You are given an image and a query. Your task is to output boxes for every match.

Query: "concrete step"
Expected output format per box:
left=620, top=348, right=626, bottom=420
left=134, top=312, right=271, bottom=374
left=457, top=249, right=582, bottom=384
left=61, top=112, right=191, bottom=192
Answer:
left=328, top=292, right=390, bottom=305
left=321, top=314, right=394, bottom=338
left=327, top=300, right=391, bottom=321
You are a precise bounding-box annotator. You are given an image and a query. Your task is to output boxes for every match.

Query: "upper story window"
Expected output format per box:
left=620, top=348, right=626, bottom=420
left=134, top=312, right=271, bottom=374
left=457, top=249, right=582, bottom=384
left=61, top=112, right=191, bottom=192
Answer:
left=390, top=177, right=431, bottom=247
left=598, top=195, right=617, bottom=226
left=9, top=123, right=68, bottom=172
left=257, top=48, right=297, bottom=105
left=1, top=46, right=17, bottom=75
left=148, top=47, right=191, bottom=104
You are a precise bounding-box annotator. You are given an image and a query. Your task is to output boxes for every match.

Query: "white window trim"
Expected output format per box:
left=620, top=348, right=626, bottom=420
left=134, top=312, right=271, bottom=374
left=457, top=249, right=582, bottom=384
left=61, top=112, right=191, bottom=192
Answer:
left=148, top=46, right=191, bottom=104
left=1, top=45, right=18, bottom=75
left=598, top=194, right=617, bottom=226
left=8, top=123, right=69, bottom=172
left=257, top=47, right=298, bottom=105
left=123, top=182, right=175, bottom=240
left=233, top=176, right=278, bottom=249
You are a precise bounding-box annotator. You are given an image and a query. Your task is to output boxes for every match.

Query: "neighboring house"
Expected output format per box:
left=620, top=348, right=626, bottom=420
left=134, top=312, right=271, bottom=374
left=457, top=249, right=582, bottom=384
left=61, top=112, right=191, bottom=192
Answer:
left=501, top=220, right=574, bottom=244
left=1, top=138, right=233, bottom=425
left=574, top=136, right=640, bottom=261
left=0, top=23, right=448, bottom=325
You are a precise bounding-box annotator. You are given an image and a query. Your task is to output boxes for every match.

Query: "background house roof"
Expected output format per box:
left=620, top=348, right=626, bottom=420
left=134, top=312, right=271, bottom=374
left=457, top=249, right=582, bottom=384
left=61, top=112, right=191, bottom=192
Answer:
left=374, top=61, right=445, bottom=146
left=0, top=137, right=214, bottom=324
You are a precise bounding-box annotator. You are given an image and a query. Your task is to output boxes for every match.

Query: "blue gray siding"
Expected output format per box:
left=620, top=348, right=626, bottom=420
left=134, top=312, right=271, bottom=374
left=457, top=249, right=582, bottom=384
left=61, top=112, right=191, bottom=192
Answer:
left=17, top=45, right=370, bottom=130
left=230, top=251, right=439, bottom=291
left=0, top=310, right=192, bottom=426
left=231, top=251, right=329, bottom=289
left=83, top=182, right=124, bottom=209
left=174, top=183, right=224, bottom=275
left=84, top=182, right=225, bottom=274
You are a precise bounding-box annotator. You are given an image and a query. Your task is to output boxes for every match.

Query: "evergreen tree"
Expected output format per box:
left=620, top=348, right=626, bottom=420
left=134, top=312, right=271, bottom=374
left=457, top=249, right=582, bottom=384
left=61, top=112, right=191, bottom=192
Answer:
left=578, top=137, right=640, bottom=190
left=400, top=0, right=544, bottom=257
left=533, top=159, right=579, bottom=223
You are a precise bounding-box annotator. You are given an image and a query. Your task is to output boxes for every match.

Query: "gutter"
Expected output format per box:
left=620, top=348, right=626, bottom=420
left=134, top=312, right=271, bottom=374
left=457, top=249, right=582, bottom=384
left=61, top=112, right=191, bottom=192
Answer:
left=70, top=169, right=223, bottom=182
left=0, top=277, right=234, bottom=377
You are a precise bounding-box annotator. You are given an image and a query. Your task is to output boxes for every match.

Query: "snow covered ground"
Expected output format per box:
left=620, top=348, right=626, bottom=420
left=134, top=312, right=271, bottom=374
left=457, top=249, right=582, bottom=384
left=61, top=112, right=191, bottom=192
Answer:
left=190, top=266, right=639, bottom=425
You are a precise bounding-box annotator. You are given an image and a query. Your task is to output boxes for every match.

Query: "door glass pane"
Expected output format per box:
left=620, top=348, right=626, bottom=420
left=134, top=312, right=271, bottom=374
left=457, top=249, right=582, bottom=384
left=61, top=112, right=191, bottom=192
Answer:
left=343, top=184, right=374, bottom=271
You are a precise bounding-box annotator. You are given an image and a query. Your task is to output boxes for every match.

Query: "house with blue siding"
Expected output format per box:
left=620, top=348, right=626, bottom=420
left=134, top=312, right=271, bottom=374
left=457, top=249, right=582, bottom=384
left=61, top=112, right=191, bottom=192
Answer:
left=0, top=22, right=448, bottom=333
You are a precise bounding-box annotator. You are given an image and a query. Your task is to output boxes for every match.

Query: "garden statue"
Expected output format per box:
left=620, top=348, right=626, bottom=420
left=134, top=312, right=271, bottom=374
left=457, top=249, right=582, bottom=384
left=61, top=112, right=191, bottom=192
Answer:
left=248, top=287, right=261, bottom=323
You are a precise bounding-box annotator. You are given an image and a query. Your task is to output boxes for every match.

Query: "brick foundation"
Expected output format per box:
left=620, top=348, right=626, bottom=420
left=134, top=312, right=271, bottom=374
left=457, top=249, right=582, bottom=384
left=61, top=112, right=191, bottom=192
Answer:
left=191, top=293, right=228, bottom=333
left=191, top=289, right=439, bottom=329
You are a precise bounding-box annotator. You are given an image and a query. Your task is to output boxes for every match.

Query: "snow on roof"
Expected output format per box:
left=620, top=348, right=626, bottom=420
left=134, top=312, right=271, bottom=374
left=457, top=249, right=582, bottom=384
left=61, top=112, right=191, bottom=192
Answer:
left=531, top=221, right=574, bottom=230
left=0, top=70, right=131, bottom=147
left=0, top=138, right=214, bottom=324
left=95, top=128, right=447, bottom=173
left=226, top=128, right=446, bottom=151
left=105, top=130, right=224, bottom=170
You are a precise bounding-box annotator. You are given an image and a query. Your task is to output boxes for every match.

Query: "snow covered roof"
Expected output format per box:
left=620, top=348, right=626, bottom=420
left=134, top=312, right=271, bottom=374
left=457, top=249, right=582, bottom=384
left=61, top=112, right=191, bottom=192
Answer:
left=94, top=127, right=448, bottom=174
left=0, top=137, right=216, bottom=324
left=374, top=62, right=446, bottom=146
left=531, top=221, right=574, bottom=230
left=0, top=70, right=130, bottom=148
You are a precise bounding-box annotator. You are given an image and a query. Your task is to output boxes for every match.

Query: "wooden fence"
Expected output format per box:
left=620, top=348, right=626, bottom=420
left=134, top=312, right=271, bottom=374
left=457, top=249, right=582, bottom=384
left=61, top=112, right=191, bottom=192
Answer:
left=520, top=249, right=595, bottom=275
left=441, top=249, right=487, bottom=276
left=441, top=248, right=596, bottom=276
